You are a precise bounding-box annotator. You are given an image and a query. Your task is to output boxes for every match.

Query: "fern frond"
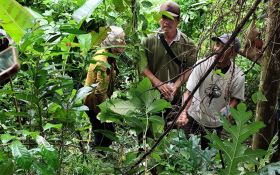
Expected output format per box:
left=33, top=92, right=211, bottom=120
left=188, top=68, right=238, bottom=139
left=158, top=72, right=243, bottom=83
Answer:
left=206, top=103, right=266, bottom=175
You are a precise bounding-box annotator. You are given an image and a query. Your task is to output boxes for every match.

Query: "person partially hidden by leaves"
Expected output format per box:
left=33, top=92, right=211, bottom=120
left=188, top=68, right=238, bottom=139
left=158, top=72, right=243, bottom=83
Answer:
left=84, top=26, right=126, bottom=147
left=140, top=1, right=197, bottom=129
left=176, top=34, right=245, bottom=150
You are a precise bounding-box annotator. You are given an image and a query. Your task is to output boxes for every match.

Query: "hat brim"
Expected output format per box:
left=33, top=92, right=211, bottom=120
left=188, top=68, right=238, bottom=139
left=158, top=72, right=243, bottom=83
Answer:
left=211, top=37, right=223, bottom=43
left=166, top=11, right=179, bottom=17
left=211, top=36, right=241, bottom=52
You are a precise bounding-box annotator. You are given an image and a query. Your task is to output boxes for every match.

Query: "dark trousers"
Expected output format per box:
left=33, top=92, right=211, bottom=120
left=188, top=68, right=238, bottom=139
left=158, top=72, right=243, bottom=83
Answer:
left=183, top=116, right=222, bottom=150
left=86, top=110, right=115, bottom=147
left=164, top=96, right=182, bottom=130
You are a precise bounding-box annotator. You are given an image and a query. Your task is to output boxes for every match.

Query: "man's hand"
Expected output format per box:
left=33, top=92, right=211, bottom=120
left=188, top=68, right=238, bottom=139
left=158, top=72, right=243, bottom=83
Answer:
left=171, top=84, right=179, bottom=97
left=157, top=83, right=174, bottom=101
left=143, top=68, right=174, bottom=101
left=176, top=111, right=188, bottom=127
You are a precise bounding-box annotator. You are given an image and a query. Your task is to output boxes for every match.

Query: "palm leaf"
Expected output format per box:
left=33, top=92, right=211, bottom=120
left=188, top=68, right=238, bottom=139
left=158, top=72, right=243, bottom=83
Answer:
left=72, top=0, right=103, bottom=22
left=0, top=0, right=35, bottom=44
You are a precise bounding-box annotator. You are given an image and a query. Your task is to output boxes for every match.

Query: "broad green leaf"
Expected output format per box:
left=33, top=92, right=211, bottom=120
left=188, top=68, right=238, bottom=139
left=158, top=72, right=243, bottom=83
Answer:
left=91, top=26, right=109, bottom=47
left=237, top=102, right=247, bottom=112
left=108, top=99, right=136, bottom=115
left=134, top=78, right=153, bottom=93
left=0, top=159, right=14, bottom=175
left=147, top=99, right=171, bottom=113
left=124, top=151, right=138, bottom=165
left=0, top=0, right=35, bottom=43
left=41, top=148, right=59, bottom=170
left=97, top=110, right=123, bottom=124
left=158, top=11, right=174, bottom=20
left=0, top=133, right=16, bottom=144
left=139, top=14, right=148, bottom=31
left=74, top=85, right=98, bottom=102
left=149, top=115, right=164, bottom=125
left=10, top=141, right=33, bottom=170
left=25, top=7, right=43, bottom=19
left=15, top=93, right=37, bottom=104
left=60, top=25, right=87, bottom=34
left=143, top=90, right=161, bottom=108
left=77, top=0, right=87, bottom=6
left=36, top=136, right=55, bottom=151
left=127, top=116, right=146, bottom=131
left=35, top=69, right=48, bottom=89
left=20, top=28, right=45, bottom=51
left=78, top=33, right=92, bottom=54
left=10, top=140, right=29, bottom=157
left=150, top=115, right=164, bottom=134
left=72, top=105, right=89, bottom=111
left=132, top=78, right=160, bottom=107
left=252, top=90, right=267, bottom=104
left=141, top=1, right=153, bottom=8
left=151, top=152, right=162, bottom=162
left=43, top=123, right=62, bottom=131
left=0, top=151, right=8, bottom=161
left=72, top=0, right=103, bottom=22
left=20, top=130, right=39, bottom=139
left=32, top=161, right=55, bottom=175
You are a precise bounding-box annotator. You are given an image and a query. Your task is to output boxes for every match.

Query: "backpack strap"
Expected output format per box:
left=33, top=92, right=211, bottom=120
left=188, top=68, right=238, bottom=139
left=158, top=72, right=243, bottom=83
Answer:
left=159, top=33, right=184, bottom=72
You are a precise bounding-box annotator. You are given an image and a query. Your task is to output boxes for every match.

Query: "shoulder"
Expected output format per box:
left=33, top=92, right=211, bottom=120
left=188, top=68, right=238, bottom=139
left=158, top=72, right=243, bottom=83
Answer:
left=179, top=31, right=195, bottom=45
left=143, top=33, right=157, bottom=44
left=233, top=65, right=245, bottom=79
left=88, top=49, right=109, bottom=71
left=195, top=56, right=214, bottom=66
left=93, top=49, right=108, bottom=62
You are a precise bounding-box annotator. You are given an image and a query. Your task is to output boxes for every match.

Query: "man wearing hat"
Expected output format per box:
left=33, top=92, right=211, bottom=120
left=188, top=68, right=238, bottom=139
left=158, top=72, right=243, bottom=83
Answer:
left=141, top=1, right=197, bottom=129
left=176, top=34, right=245, bottom=149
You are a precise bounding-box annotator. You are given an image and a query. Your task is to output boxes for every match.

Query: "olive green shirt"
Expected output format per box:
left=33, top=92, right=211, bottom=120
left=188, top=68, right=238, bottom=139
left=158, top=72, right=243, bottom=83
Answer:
left=141, top=30, right=197, bottom=83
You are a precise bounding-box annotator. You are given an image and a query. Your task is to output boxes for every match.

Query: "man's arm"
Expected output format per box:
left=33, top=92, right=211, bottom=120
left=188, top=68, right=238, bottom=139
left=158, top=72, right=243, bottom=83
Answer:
left=229, top=98, right=240, bottom=108
left=176, top=90, right=192, bottom=127
left=172, top=69, right=192, bottom=96
left=143, top=67, right=173, bottom=100
left=221, top=98, right=240, bottom=124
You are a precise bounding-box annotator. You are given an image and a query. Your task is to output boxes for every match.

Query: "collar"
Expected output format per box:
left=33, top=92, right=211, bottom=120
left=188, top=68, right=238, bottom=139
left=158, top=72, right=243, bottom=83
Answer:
left=157, top=28, right=181, bottom=45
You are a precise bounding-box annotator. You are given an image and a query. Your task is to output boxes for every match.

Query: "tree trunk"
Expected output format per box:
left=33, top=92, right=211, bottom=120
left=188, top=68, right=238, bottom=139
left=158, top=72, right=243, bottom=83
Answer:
left=252, top=0, right=280, bottom=161
left=131, top=0, right=138, bottom=32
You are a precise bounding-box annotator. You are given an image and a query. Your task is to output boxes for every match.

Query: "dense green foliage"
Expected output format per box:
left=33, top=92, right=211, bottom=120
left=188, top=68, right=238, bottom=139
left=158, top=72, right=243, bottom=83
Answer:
left=0, top=0, right=278, bottom=174
left=206, top=103, right=266, bottom=174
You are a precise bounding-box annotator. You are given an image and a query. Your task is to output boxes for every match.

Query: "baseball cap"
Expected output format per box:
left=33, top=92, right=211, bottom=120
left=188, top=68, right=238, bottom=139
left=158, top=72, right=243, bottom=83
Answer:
left=212, top=34, right=241, bottom=52
left=160, top=1, right=180, bottom=18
